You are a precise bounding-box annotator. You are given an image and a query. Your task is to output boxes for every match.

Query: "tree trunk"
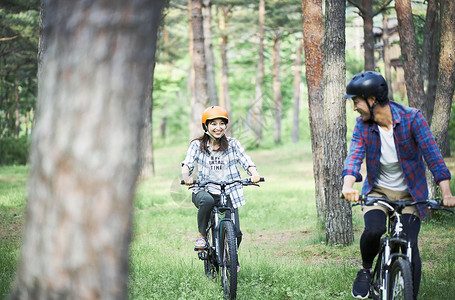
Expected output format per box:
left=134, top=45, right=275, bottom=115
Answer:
left=362, top=0, right=375, bottom=71
left=382, top=14, right=394, bottom=100
left=430, top=0, right=454, bottom=158
left=421, top=0, right=439, bottom=123
left=302, top=0, right=326, bottom=222
left=273, top=35, right=282, bottom=144
left=395, top=0, right=427, bottom=118
left=252, top=0, right=265, bottom=144
left=140, top=66, right=156, bottom=179
left=323, top=0, right=353, bottom=246
left=189, top=0, right=209, bottom=140
left=292, top=38, right=303, bottom=143
left=219, top=5, right=232, bottom=136
left=14, top=76, right=20, bottom=138
left=11, top=0, right=165, bottom=298
left=202, top=0, right=218, bottom=106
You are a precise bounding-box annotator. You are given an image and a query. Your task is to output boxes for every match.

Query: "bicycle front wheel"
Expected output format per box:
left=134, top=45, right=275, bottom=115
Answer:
left=388, top=259, right=413, bottom=300
left=220, top=221, right=238, bottom=299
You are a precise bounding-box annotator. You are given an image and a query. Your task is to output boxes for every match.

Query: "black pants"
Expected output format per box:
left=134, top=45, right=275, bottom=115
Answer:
left=361, top=210, right=421, bottom=299
left=192, top=191, right=243, bottom=246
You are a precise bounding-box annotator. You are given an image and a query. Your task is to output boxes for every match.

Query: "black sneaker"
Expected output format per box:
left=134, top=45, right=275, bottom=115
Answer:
left=352, top=268, right=371, bottom=299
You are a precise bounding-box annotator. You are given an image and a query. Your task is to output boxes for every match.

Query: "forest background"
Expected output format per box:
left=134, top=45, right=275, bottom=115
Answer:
left=1, top=0, right=455, bottom=298
left=1, top=0, right=455, bottom=162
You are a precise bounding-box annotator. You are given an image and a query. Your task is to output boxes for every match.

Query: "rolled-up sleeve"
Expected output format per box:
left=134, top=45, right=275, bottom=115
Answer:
left=342, top=122, right=365, bottom=182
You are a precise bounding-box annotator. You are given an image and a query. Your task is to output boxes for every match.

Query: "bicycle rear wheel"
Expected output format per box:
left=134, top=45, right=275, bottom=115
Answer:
left=220, top=221, right=238, bottom=299
left=388, top=259, right=413, bottom=300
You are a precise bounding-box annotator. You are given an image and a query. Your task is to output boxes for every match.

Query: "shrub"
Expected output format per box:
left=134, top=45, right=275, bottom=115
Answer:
left=0, top=136, right=30, bottom=165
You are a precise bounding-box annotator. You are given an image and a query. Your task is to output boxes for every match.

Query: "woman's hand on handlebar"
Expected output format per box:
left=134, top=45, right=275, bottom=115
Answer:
left=248, top=166, right=261, bottom=183
left=182, top=177, right=194, bottom=186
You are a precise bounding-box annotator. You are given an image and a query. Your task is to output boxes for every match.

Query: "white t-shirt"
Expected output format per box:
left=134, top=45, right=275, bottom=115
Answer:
left=207, top=150, right=228, bottom=194
left=375, top=126, right=408, bottom=191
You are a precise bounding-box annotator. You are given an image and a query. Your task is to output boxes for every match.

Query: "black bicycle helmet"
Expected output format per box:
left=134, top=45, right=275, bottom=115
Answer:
left=344, top=71, right=388, bottom=104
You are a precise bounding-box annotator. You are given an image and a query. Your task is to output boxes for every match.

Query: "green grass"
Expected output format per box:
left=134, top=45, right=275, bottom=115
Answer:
left=1, top=144, right=455, bottom=299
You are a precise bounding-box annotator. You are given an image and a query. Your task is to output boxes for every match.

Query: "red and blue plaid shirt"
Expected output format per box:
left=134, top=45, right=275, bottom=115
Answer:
left=342, top=101, right=451, bottom=219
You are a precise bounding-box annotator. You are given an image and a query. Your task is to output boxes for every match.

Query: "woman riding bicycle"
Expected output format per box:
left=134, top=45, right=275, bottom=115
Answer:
left=181, top=106, right=261, bottom=251
left=341, top=71, right=455, bottom=299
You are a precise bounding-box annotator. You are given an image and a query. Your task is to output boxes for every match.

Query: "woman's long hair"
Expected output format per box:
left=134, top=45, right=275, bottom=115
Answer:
left=191, top=133, right=229, bottom=153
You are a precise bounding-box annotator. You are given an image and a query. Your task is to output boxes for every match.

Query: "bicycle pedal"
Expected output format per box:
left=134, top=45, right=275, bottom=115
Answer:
left=197, top=250, right=208, bottom=260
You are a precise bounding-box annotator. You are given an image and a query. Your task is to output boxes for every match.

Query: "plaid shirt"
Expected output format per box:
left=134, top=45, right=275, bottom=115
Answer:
left=181, top=137, right=256, bottom=208
left=342, top=101, right=451, bottom=219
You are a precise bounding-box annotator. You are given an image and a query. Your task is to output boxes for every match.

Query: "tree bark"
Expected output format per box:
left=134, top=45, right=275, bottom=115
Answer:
left=382, top=14, right=394, bottom=100
left=430, top=0, right=454, bottom=158
left=272, top=35, right=282, bottom=144
left=421, top=0, right=439, bottom=123
left=189, top=0, right=209, bottom=140
left=252, top=0, right=265, bottom=144
left=202, top=0, right=218, bottom=106
left=361, top=0, right=375, bottom=71
left=11, top=0, right=165, bottom=298
left=302, top=0, right=326, bottom=222
left=292, top=38, right=303, bottom=143
left=395, top=0, right=427, bottom=118
left=219, top=5, right=232, bottom=136
left=323, top=0, right=353, bottom=246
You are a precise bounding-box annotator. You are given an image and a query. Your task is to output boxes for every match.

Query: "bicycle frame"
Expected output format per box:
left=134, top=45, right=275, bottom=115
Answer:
left=373, top=200, right=413, bottom=299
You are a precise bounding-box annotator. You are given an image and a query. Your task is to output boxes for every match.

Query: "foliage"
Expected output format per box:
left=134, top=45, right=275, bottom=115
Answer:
left=0, top=2, right=39, bottom=139
left=0, top=136, right=29, bottom=165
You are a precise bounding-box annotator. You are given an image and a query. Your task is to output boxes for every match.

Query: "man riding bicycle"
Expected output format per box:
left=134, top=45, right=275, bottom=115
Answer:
left=341, top=71, right=455, bottom=299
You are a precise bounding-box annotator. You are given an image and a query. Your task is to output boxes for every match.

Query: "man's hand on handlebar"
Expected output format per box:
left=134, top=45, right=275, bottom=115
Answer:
left=342, top=175, right=359, bottom=202
left=342, top=187, right=360, bottom=202
left=442, top=195, right=455, bottom=207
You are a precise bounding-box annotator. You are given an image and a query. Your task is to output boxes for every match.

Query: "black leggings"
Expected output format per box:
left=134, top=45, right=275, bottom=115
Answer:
left=192, top=191, right=243, bottom=246
left=361, top=210, right=421, bottom=298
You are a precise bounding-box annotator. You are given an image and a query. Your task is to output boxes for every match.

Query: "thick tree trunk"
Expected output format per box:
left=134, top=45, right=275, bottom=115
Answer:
left=421, top=0, right=439, bottom=123
left=202, top=0, right=218, bottom=106
left=272, top=36, right=282, bottom=144
left=362, top=0, right=375, bottom=71
left=302, top=0, right=326, bottom=222
left=382, top=14, right=394, bottom=100
left=292, top=38, right=303, bottom=143
left=11, top=0, right=165, bottom=298
left=430, top=0, right=454, bottom=158
left=140, top=67, right=156, bottom=179
left=252, top=0, right=265, bottom=144
left=189, top=0, right=209, bottom=140
left=395, top=0, right=427, bottom=118
left=219, top=5, right=232, bottom=136
left=323, top=0, right=353, bottom=246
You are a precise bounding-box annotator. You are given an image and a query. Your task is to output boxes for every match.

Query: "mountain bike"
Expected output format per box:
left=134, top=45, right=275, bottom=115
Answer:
left=353, top=196, right=454, bottom=300
left=182, top=178, right=264, bottom=299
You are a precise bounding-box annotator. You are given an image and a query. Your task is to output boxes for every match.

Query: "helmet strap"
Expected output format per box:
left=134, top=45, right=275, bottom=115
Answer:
left=204, top=130, right=224, bottom=142
left=366, top=98, right=377, bottom=122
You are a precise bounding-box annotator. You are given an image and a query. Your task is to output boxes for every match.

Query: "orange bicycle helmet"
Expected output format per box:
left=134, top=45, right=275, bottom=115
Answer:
left=201, top=106, right=229, bottom=129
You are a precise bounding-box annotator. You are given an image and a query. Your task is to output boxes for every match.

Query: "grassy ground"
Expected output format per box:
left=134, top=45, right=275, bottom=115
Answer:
left=1, top=142, right=455, bottom=299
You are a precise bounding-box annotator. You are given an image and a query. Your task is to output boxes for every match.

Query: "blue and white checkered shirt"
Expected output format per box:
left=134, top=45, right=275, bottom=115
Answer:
left=181, top=137, right=256, bottom=208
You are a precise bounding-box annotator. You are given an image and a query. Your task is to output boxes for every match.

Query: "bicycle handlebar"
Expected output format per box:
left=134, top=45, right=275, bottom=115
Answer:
left=344, top=195, right=454, bottom=213
left=180, top=177, right=265, bottom=186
